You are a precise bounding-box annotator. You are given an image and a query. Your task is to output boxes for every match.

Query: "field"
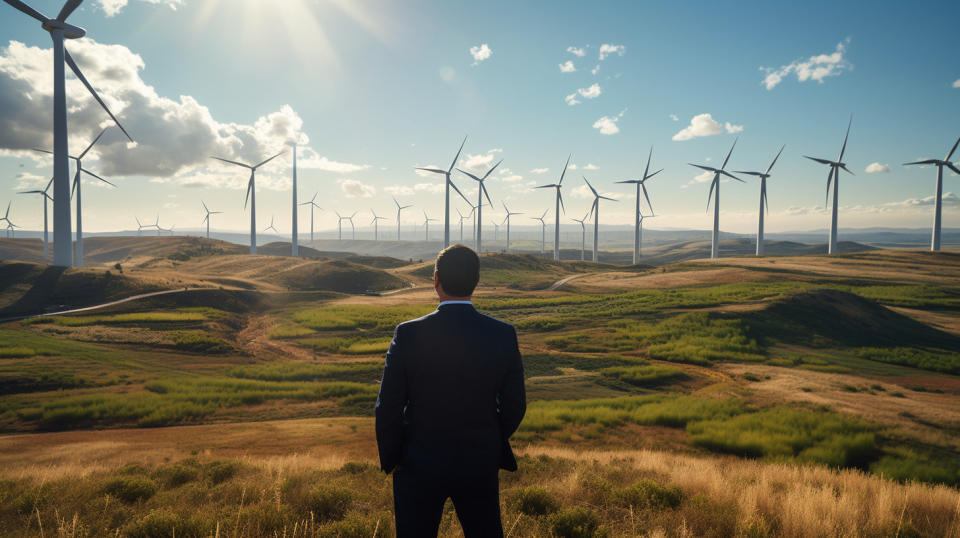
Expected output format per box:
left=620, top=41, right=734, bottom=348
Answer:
left=0, top=237, right=959, bottom=537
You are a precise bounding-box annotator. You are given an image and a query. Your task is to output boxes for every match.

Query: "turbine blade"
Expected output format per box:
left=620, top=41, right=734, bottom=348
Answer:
left=946, top=162, right=960, bottom=175
left=903, top=159, right=939, bottom=166
left=804, top=156, right=834, bottom=165
left=614, top=180, right=639, bottom=184
left=645, top=168, right=663, bottom=180
left=255, top=151, right=284, bottom=169
left=456, top=168, right=482, bottom=181
left=721, top=137, right=738, bottom=170
left=838, top=115, right=852, bottom=162
left=64, top=51, right=134, bottom=142
left=449, top=178, right=471, bottom=205
left=482, top=183, right=493, bottom=207
left=4, top=0, right=48, bottom=23
left=558, top=190, right=565, bottom=214
left=641, top=183, right=653, bottom=215
left=448, top=135, right=467, bottom=173
left=839, top=164, right=855, bottom=176
left=734, top=171, right=764, bottom=177
left=78, top=128, right=107, bottom=159
left=720, top=170, right=744, bottom=183
left=583, top=176, right=597, bottom=196
left=599, top=195, right=618, bottom=201
left=244, top=177, right=252, bottom=209
left=766, top=144, right=785, bottom=175
left=764, top=184, right=769, bottom=215
left=689, top=163, right=718, bottom=173
left=559, top=154, right=571, bottom=185
left=825, top=168, right=833, bottom=207
left=44, top=177, right=54, bottom=193
left=56, top=0, right=81, bottom=21
left=202, top=200, right=209, bottom=212
left=415, top=167, right=445, bottom=174
left=82, top=168, right=116, bottom=186
left=483, top=159, right=503, bottom=179
left=535, top=184, right=556, bottom=189
left=642, top=146, right=653, bottom=179
left=706, top=178, right=716, bottom=213
left=32, top=148, right=54, bottom=156
left=211, top=156, right=252, bottom=168
left=946, top=136, right=960, bottom=162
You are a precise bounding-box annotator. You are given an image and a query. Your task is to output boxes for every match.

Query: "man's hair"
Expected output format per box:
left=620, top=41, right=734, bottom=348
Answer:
left=435, top=244, right=480, bottom=297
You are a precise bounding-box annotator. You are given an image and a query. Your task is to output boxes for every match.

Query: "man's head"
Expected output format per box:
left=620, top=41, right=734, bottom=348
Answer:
left=434, top=244, right=480, bottom=300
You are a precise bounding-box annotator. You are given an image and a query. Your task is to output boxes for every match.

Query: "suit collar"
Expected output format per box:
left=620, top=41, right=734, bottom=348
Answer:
left=437, top=300, right=473, bottom=309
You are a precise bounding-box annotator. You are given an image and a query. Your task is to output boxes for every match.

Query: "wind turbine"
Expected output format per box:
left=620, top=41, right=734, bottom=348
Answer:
left=423, top=211, right=438, bottom=241
left=199, top=201, right=221, bottom=239
left=689, top=138, right=742, bottom=259
left=4, top=0, right=134, bottom=266
left=345, top=212, right=356, bottom=240
left=18, top=178, right=53, bottom=257
left=152, top=214, right=161, bottom=236
left=299, top=192, right=321, bottom=242
left=415, top=136, right=472, bottom=248
left=393, top=197, right=413, bottom=241
left=583, top=177, right=617, bottom=263
left=35, top=128, right=116, bottom=267
left=531, top=209, right=548, bottom=255
left=535, top=155, right=570, bottom=261
left=804, top=117, right=853, bottom=255
left=263, top=215, right=278, bottom=234
left=501, top=202, right=522, bottom=252
left=492, top=219, right=500, bottom=242
left=135, top=216, right=155, bottom=236
left=571, top=212, right=588, bottom=261
left=290, top=142, right=299, bottom=256
left=371, top=209, right=387, bottom=241
left=456, top=159, right=501, bottom=253
left=903, top=136, right=960, bottom=251
left=210, top=150, right=284, bottom=255
left=735, top=145, right=785, bottom=256
left=0, top=202, right=12, bottom=238
left=616, top=147, right=662, bottom=264
left=457, top=208, right=470, bottom=242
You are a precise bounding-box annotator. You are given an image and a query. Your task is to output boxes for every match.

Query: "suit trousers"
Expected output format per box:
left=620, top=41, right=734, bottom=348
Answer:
left=392, top=467, right=503, bottom=538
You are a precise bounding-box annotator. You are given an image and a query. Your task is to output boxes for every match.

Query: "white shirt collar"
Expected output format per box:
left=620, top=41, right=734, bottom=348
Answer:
left=438, top=300, right=473, bottom=307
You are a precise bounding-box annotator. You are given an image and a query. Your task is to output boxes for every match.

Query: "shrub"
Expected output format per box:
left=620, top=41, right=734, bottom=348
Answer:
left=203, top=460, right=239, bottom=484
left=340, top=461, right=376, bottom=475
left=549, top=507, right=607, bottom=538
left=305, top=485, right=354, bottom=522
left=103, top=476, right=157, bottom=503
left=124, top=509, right=214, bottom=538
left=516, top=318, right=565, bottom=332
left=617, top=479, right=683, bottom=510
left=155, top=463, right=198, bottom=487
left=511, top=486, right=559, bottom=516
left=600, top=365, right=689, bottom=387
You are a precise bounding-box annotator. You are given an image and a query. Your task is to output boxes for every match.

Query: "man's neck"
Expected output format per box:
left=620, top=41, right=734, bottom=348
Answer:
left=438, top=297, right=472, bottom=306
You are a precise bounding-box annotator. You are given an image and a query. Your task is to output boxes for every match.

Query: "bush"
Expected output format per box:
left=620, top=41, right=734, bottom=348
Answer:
left=124, top=509, right=214, bottom=538
left=617, top=479, right=683, bottom=509
left=516, top=318, right=565, bottom=332
left=305, top=485, right=354, bottom=522
left=600, top=365, right=689, bottom=387
left=511, top=486, right=559, bottom=516
left=155, top=463, right=198, bottom=487
left=103, top=476, right=157, bottom=503
left=549, top=507, right=607, bottom=538
left=203, top=460, right=239, bottom=484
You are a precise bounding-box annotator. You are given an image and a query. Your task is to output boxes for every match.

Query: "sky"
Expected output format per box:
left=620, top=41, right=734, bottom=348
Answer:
left=1, top=0, right=959, bottom=236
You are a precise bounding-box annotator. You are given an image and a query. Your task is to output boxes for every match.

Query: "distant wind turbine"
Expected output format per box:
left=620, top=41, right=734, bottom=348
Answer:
left=18, top=177, right=53, bottom=257
left=616, top=147, right=662, bottom=264
left=371, top=209, right=387, bottom=241
left=583, top=177, right=617, bottom=263
left=4, top=0, right=134, bottom=266
left=531, top=209, right=548, bottom=255
left=263, top=215, right=278, bottom=234
left=415, top=136, right=472, bottom=248
left=135, top=216, right=156, bottom=236
left=0, top=201, right=14, bottom=238
left=735, top=145, right=785, bottom=256
left=290, top=142, right=299, bottom=257
left=423, top=211, right=438, bottom=241
left=502, top=202, right=522, bottom=252
left=457, top=159, right=501, bottom=253
left=210, top=150, right=284, bottom=255
left=804, top=116, right=853, bottom=255
left=571, top=212, right=589, bottom=261
left=535, top=155, right=570, bottom=261
left=492, top=219, right=500, bottom=242
left=299, top=192, right=321, bottom=242
left=393, top=197, right=413, bottom=241
left=903, top=136, right=960, bottom=251
left=689, top=138, right=742, bottom=259
left=457, top=208, right=470, bottom=242
left=200, top=201, right=222, bottom=240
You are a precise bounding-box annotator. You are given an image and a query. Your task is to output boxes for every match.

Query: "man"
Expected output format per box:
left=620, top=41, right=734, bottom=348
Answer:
left=376, top=244, right=526, bottom=537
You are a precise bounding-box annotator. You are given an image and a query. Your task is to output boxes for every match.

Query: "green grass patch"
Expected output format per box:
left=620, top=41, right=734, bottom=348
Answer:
left=228, top=361, right=382, bottom=383
left=35, top=311, right=209, bottom=327
left=610, top=313, right=765, bottom=365
left=855, top=347, right=960, bottom=375
left=600, top=365, right=689, bottom=387
left=290, top=304, right=434, bottom=332
left=522, top=353, right=639, bottom=378
left=168, top=331, right=233, bottom=354
left=300, top=336, right=392, bottom=355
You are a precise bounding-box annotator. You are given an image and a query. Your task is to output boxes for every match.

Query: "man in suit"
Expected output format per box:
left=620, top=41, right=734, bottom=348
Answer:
left=376, top=244, right=526, bottom=538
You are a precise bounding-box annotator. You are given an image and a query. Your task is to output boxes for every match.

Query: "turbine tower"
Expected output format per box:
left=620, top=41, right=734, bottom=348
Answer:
left=616, top=147, right=662, bottom=264
left=18, top=178, right=53, bottom=257
left=299, top=192, right=321, bottom=242
left=345, top=212, right=356, bottom=240
left=688, top=138, right=742, bottom=259
left=201, top=201, right=222, bottom=239
left=535, top=155, right=570, bottom=261
left=422, top=211, right=438, bottom=241
left=903, top=136, right=960, bottom=251
left=531, top=209, right=548, bottom=255
left=4, top=0, right=134, bottom=266
left=290, top=142, right=298, bottom=257
left=583, top=177, right=617, bottom=263
left=210, top=150, right=284, bottom=255
left=456, top=159, right=501, bottom=253
left=371, top=209, right=387, bottom=241
left=415, top=136, right=471, bottom=248
left=457, top=208, right=470, bottom=242
left=804, top=116, right=853, bottom=255
left=335, top=211, right=346, bottom=241
left=735, top=145, right=785, bottom=256
left=263, top=215, right=278, bottom=234
left=492, top=219, right=500, bottom=242
left=393, top=197, right=413, bottom=241
left=571, top=213, right=588, bottom=261
left=501, top=202, right=522, bottom=252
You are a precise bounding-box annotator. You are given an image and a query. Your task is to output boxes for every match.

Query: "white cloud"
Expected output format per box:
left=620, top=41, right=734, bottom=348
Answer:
left=591, top=64, right=600, bottom=76
left=669, top=114, right=679, bottom=122
left=414, top=165, right=441, bottom=177
left=578, top=83, right=602, bottom=99
left=568, top=164, right=578, bottom=170
left=558, top=60, right=576, bottom=73
left=672, top=113, right=742, bottom=141
left=583, top=163, right=599, bottom=170
left=462, top=152, right=496, bottom=170
left=887, top=192, right=959, bottom=208
left=865, top=162, right=891, bottom=174
left=338, top=179, right=376, bottom=198
left=14, top=172, right=47, bottom=189
left=298, top=153, right=370, bottom=172
left=761, top=40, right=852, bottom=90
left=414, top=182, right=444, bottom=194
left=953, top=79, right=960, bottom=89
left=564, top=93, right=580, bottom=106
left=469, top=43, right=492, bottom=66
left=530, top=168, right=549, bottom=174
left=592, top=110, right=626, bottom=135
left=97, top=0, right=183, bottom=17
left=566, top=46, right=586, bottom=57
left=501, top=174, right=524, bottom=183
left=692, top=171, right=713, bottom=184
left=385, top=185, right=414, bottom=196
left=598, top=44, right=625, bottom=61
left=571, top=184, right=621, bottom=200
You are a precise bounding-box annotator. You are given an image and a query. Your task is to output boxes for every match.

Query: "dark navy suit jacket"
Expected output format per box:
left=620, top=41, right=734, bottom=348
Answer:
left=375, top=302, right=526, bottom=476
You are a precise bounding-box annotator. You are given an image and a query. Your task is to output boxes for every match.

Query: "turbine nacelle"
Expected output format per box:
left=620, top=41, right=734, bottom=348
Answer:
left=41, top=19, right=85, bottom=38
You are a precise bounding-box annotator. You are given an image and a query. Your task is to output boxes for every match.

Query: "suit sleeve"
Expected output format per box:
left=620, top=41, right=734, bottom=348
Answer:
left=498, top=326, right=526, bottom=439
left=375, top=324, right=408, bottom=473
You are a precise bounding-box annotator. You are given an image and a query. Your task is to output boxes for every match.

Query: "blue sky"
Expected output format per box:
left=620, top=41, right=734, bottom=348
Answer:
left=1, top=0, right=958, bottom=235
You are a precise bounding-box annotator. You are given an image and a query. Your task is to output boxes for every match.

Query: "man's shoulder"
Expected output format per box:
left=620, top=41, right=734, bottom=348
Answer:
left=472, top=309, right=516, bottom=334
left=395, top=309, right=440, bottom=332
